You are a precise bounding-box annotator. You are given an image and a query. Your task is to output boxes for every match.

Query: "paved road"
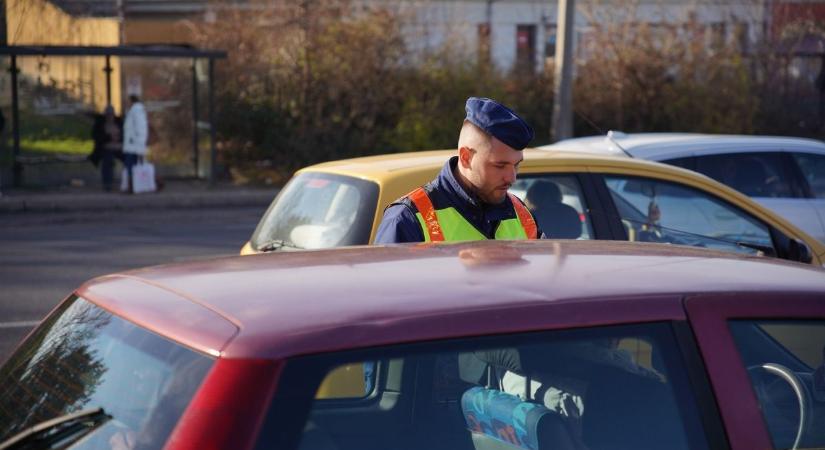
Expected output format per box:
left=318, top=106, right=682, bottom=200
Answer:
left=0, top=206, right=265, bottom=363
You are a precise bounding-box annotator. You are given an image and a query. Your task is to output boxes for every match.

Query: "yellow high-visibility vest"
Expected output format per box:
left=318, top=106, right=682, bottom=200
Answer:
left=405, top=187, right=538, bottom=242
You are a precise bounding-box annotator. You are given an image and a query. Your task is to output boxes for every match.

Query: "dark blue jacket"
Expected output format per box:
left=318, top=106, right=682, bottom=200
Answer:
left=374, top=157, right=541, bottom=243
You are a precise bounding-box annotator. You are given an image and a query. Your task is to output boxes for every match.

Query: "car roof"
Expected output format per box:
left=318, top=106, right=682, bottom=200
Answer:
left=295, top=147, right=698, bottom=181
left=542, top=132, right=825, bottom=161
left=77, top=240, right=825, bottom=361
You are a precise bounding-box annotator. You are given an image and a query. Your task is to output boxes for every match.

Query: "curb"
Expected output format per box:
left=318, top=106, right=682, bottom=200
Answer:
left=0, top=189, right=275, bottom=213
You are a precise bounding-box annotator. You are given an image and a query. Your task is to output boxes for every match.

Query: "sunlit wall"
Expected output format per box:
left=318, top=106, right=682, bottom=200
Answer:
left=5, top=0, right=122, bottom=113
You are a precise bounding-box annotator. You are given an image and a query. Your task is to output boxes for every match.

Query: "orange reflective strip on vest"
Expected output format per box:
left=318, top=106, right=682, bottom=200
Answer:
left=408, top=187, right=444, bottom=242
left=509, top=193, right=538, bottom=239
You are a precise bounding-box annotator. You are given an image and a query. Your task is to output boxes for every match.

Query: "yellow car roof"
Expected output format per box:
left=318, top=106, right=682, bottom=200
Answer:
left=299, top=148, right=680, bottom=180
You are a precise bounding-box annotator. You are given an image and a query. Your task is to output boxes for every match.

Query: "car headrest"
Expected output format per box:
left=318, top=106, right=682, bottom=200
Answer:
left=458, top=348, right=523, bottom=384
left=459, top=343, right=661, bottom=385
left=462, top=386, right=556, bottom=450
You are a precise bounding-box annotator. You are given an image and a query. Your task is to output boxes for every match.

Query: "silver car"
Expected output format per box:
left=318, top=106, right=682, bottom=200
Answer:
left=544, top=132, right=825, bottom=243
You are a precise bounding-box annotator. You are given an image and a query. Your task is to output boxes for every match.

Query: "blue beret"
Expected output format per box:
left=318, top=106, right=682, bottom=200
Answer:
left=464, top=97, right=534, bottom=150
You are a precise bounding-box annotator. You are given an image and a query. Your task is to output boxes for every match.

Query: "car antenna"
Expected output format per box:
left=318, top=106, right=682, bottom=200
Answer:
left=605, top=130, right=634, bottom=158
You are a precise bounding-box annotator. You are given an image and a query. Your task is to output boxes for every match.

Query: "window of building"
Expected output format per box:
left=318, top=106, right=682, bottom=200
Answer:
left=516, top=24, right=537, bottom=72
left=734, top=22, right=749, bottom=53
left=478, top=23, right=491, bottom=66
left=545, top=24, right=557, bottom=58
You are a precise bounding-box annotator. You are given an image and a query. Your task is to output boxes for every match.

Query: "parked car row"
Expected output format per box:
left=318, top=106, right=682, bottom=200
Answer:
left=241, top=148, right=824, bottom=267
left=2, top=240, right=825, bottom=450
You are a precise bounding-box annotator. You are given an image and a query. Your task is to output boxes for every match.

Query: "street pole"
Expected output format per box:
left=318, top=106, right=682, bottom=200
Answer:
left=117, top=0, right=126, bottom=44
left=10, top=54, right=19, bottom=187
left=0, top=0, right=7, bottom=46
left=551, top=0, right=575, bottom=142
left=208, top=58, right=216, bottom=185
left=192, top=59, right=200, bottom=178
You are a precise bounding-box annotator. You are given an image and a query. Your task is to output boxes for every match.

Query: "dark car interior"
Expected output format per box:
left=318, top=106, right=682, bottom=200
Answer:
left=524, top=180, right=582, bottom=239
left=263, top=323, right=714, bottom=450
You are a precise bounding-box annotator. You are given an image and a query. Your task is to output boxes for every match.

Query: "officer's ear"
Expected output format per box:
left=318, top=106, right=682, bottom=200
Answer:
left=458, top=146, right=475, bottom=169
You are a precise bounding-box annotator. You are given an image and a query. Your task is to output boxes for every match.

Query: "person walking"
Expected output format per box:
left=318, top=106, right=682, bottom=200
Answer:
left=375, top=97, right=541, bottom=243
left=121, top=94, right=148, bottom=193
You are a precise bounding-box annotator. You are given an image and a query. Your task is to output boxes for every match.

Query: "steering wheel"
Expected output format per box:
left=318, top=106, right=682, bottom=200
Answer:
left=747, top=363, right=813, bottom=449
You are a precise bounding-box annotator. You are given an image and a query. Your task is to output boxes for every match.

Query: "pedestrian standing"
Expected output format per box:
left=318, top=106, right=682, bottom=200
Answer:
left=91, top=105, right=123, bottom=191
left=375, top=97, right=542, bottom=243
left=122, top=95, right=148, bottom=193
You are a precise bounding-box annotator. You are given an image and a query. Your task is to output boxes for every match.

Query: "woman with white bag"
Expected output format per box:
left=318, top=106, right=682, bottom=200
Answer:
left=121, top=94, right=155, bottom=194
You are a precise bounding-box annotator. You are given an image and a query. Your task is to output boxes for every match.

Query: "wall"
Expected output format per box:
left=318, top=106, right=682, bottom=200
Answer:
left=381, top=0, right=769, bottom=73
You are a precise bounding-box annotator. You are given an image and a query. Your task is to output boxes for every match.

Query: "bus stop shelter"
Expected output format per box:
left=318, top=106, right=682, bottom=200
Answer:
left=0, top=45, right=227, bottom=187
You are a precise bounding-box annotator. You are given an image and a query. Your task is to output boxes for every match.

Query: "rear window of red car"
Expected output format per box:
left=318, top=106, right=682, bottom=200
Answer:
left=0, top=296, right=213, bottom=449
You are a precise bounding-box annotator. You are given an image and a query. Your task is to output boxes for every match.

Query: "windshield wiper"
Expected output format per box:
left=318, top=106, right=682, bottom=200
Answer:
left=609, top=216, right=776, bottom=256
left=256, top=239, right=304, bottom=252
left=0, top=407, right=111, bottom=450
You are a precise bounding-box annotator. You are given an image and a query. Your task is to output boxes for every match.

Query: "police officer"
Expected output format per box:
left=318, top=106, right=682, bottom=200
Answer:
left=375, top=97, right=542, bottom=243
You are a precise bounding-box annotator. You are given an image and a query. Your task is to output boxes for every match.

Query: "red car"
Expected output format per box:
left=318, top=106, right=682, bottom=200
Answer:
left=1, top=240, right=825, bottom=450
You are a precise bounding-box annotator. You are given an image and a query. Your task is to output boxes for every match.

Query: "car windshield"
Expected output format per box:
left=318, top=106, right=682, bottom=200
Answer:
left=0, top=297, right=213, bottom=449
left=251, top=172, right=379, bottom=250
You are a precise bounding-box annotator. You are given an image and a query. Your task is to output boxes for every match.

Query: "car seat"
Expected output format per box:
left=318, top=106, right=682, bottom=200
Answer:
left=525, top=181, right=582, bottom=239
left=459, top=349, right=586, bottom=450
left=461, top=387, right=581, bottom=450
left=511, top=342, right=687, bottom=450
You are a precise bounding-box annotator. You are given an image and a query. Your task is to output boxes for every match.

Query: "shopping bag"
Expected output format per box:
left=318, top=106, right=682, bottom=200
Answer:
left=132, top=162, right=157, bottom=194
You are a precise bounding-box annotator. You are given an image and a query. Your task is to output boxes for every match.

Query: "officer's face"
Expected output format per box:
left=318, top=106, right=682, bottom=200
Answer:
left=465, top=138, right=522, bottom=204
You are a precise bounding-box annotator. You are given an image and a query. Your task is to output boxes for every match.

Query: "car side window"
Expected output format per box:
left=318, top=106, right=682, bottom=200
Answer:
left=689, top=153, right=796, bottom=198
left=791, top=153, right=825, bottom=198
left=604, top=175, right=774, bottom=256
left=729, top=320, right=825, bottom=449
left=264, top=323, right=714, bottom=450
left=510, top=175, right=593, bottom=239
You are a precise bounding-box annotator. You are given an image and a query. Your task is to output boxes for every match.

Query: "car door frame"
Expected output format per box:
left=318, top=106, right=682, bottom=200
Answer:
left=684, top=292, right=825, bottom=450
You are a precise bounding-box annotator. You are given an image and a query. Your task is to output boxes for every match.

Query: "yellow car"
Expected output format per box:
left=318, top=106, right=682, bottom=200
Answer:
left=241, top=149, right=825, bottom=266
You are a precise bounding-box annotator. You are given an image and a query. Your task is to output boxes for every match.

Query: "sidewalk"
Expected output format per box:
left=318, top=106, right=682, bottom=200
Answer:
left=0, top=179, right=277, bottom=213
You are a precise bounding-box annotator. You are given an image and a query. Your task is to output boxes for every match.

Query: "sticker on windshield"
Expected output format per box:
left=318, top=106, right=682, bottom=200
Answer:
left=306, top=179, right=331, bottom=189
